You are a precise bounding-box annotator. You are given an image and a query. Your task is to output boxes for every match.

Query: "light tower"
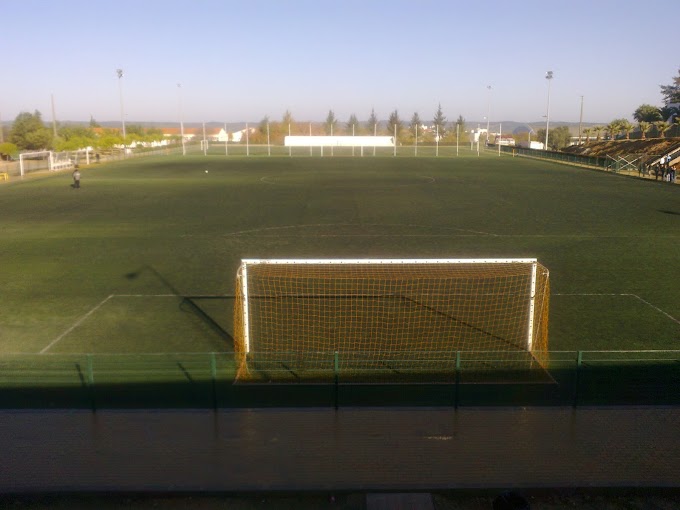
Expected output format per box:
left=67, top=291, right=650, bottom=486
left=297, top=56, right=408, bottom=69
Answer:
left=116, top=69, right=127, bottom=153
left=544, top=71, right=553, bottom=149
left=486, top=85, right=492, bottom=146
left=177, top=83, right=186, bottom=156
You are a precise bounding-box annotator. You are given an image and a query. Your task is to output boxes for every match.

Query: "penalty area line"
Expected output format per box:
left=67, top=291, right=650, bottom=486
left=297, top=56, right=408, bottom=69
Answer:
left=40, top=294, right=114, bottom=354
left=39, top=293, right=232, bottom=354
left=555, top=292, right=680, bottom=325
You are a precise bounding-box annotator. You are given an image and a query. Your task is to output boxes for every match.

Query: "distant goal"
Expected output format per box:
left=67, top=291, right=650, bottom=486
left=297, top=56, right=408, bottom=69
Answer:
left=233, top=258, right=550, bottom=382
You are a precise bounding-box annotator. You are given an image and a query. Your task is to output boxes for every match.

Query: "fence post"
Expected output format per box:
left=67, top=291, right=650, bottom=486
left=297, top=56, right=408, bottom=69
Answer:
left=454, top=351, right=461, bottom=408
left=573, top=351, right=583, bottom=408
left=86, top=354, right=96, bottom=413
left=334, top=351, right=339, bottom=410
left=210, top=352, right=218, bottom=411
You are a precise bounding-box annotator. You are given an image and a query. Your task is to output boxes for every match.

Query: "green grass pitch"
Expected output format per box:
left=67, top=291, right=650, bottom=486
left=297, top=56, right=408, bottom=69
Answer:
left=1, top=151, right=679, bottom=362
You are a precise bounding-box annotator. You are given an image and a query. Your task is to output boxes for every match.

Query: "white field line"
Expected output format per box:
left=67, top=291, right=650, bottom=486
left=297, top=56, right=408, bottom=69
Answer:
left=40, top=294, right=114, bottom=354
left=555, top=293, right=680, bottom=325
left=41, top=292, right=679, bottom=355
left=41, top=293, right=232, bottom=354
left=215, top=223, right=496, bottom=238
left=259, top=175, right=436, bottom=186
left=199, top=222, right=680, bottom=239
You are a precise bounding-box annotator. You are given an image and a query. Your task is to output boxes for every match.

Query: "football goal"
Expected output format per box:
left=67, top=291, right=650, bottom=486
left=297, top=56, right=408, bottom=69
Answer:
left=233, top=258, right=550, bottom=382
left=18, top=151, right=74, bottom=176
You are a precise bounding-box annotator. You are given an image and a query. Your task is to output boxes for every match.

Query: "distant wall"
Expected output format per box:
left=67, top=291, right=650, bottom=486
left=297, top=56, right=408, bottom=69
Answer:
left=285, top=136, right=394, bottom=147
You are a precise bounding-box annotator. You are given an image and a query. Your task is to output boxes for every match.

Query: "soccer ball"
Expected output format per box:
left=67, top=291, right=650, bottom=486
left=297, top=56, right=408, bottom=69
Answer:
left=205, top=170, right=209, bottom=173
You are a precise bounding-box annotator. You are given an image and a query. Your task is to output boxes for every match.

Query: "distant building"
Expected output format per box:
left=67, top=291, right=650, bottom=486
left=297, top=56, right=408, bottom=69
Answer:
left=493, top=135, right=515, bottom=146
left=518, top=140, right=545, bottom=150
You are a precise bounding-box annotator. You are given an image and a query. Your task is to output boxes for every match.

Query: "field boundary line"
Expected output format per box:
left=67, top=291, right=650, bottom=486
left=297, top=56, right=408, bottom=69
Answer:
left=40, top=295, right=115, bottom=354
left=217, top=223, right=496, bottom=238
left=555, top=292, right=680, bottom=325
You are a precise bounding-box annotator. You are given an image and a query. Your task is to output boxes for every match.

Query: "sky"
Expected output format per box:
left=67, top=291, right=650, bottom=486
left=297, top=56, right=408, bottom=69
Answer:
left=1, top=0, right=678, bottom=125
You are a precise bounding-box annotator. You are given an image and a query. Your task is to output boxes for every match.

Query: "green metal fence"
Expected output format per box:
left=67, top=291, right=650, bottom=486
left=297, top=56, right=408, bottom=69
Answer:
left=0, top=350, right=678, bottom=409
left=501, top=146, right=609, bottom=169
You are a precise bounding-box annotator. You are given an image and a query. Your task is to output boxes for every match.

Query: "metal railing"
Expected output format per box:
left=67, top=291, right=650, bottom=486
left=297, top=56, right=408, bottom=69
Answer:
left=0, top=350, right=678, bottom=410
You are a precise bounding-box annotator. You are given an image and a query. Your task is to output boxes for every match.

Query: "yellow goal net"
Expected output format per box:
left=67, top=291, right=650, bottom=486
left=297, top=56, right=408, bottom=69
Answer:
left=233, top=258, right=549, bottom=381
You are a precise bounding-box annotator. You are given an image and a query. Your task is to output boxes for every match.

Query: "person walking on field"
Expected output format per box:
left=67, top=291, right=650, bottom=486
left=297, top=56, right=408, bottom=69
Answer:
left=72, top=166, right=81, bottom=189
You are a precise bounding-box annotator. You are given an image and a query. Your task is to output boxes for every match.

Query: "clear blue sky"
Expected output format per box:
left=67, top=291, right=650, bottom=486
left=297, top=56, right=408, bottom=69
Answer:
left=2, top=0, right=678, bottom=125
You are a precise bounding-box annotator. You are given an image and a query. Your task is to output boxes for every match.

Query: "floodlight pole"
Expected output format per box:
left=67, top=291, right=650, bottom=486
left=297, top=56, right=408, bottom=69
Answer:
left=116, top=69, right=126, bottom=156
left=578, top=95, right=584, bottom=145
left=267, top=121, right=271, bottom=156
left=415, top=123, right=418, bottom=157
left=544, top=71, right=553, bottom=150
left=486, top=85, right=492, bottom=146
left=177, top=84, right=186, bottom=156
left=456, top=123, right=459, bottom=156
left=498, top=123, right=502, bottom=156
left=352, top=123, right=355, bottom=157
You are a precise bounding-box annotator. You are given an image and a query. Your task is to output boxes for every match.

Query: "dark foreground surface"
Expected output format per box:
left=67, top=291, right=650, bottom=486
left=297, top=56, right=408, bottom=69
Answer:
left=2, top=406, right=679, bottom=494
left=1, top=489, right=680, bottom=509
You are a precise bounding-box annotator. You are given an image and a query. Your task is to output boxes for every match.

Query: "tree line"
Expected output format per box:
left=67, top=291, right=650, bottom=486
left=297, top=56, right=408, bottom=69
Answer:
left=0, top=112, right=168, bottom=160
left=2, top=68, right=678, bottom=159
left=248, top=104, right=467, bottom=146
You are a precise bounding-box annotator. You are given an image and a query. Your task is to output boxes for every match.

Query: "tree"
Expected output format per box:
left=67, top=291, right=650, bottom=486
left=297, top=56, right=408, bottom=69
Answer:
left=9, top=111, right=53, bottom=151
left=548, top=126, right=572, bottom=149
left=582, top=127, right=592, bottom=143
left=409, top=112, right=421, bottom=142
left=660, top=68, right=680, bottom=105
left=367, top=108, right=378, bottom=134
left=593, top=126, right=604, bottom=141
left=0, top=142, right=18, bottom=160
left=654, top=120, right=670, bottom=138
left=89, top=116, right=100, bottom=128
left=387, top=110, right=403, bottom=140
left=638, top=121, right=652, bottom=139
left=606, top=120, right=622, bottom=140
left=346, top=114, right=359, bottom=135
left=280, top=110, right=295, bottom=137
left=324, top=110, right=337, bottom=135
left=454, top=115, right=466, bottom=141
left=618, top=120, right=634, bottom=140
left=433, top=103, right=446, bottom=139
left=96, top=128, right=123, bottom=150
left=633, top=104, right=662, bottom=123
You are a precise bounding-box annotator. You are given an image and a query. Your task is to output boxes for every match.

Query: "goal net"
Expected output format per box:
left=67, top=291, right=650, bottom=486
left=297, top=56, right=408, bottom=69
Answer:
left=18, top=151, right=74, bottom=176
left=233, top=258, right=550, bottom=381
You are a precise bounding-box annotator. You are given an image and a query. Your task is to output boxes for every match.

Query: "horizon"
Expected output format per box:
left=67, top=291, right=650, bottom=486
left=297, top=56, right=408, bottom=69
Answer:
left=2, top=0, right=678, bottom=125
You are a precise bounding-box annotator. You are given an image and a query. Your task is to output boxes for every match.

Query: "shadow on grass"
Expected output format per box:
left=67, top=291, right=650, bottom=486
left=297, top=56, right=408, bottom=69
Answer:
left=1, top=362, right=679, bottom=410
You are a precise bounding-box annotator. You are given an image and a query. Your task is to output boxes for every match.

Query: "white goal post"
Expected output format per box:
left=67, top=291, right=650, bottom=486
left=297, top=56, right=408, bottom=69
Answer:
left=233, top=258, right=550, bottom=380
left=19, top=151, right=75, bottom=176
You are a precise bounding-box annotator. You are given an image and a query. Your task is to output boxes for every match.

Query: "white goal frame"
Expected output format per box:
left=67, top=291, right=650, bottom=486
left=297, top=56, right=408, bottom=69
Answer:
left=19, top=150, right=75, bottom=176
left=237, top=258, right=541, bottom=355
